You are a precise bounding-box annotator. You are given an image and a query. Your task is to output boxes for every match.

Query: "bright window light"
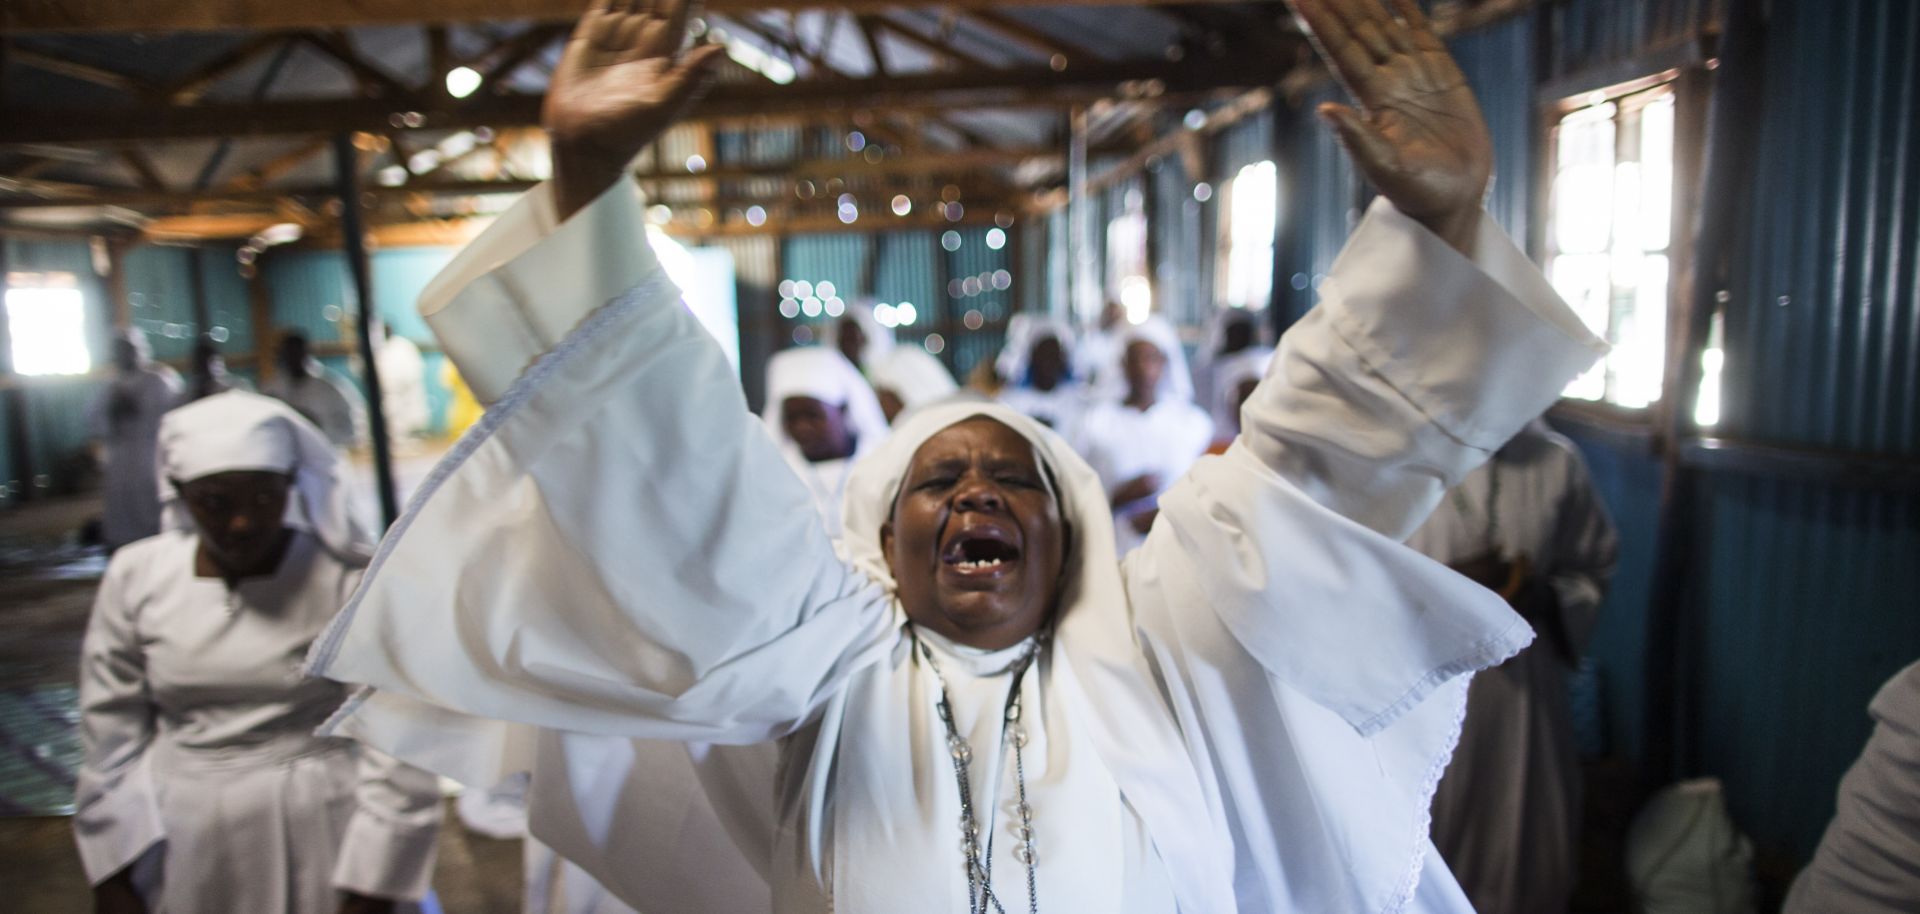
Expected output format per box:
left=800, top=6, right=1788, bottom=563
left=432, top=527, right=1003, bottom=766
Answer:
left=445, top=66, right=483, bottom=99
left=5, top=278, right=90, bottom=376
left=1222, top=160, right=1278, bottom=310
left=1545, top=87, right=1714, bottom=421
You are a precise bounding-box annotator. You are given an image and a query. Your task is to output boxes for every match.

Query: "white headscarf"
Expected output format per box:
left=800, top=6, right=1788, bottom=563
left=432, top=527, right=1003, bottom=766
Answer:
left=1208, top=345, right=1275, bottom=434
left=994, top=313, right=1077, bottom=388
left=156, top=390, right=373, bottom=564
left=867, top=346, right=958, bottom=421
left=763, top=346, right=890, bottom=460
left=838, top=401, right=1235, bottom=913
left=1109, top=316, right=1196, bottom=403
left=821, top=301, right=895, bottom=371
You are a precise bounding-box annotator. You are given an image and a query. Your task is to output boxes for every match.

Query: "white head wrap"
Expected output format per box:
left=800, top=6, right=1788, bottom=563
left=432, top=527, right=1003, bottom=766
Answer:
left=867, top=346, right=959, bottom=422
left=838, top=401, right=1233, bottom=912
left=1208, top=345, right=1274, bottom=433
left=820, top=301, right=895, bottom=371
left=763, top=346, right=890, bottom=460
left=1109, top=315, right=1195, bottom=403
left=156, top=390, right=373, bottom=564
left=994, top=313, right=1078, bottom=389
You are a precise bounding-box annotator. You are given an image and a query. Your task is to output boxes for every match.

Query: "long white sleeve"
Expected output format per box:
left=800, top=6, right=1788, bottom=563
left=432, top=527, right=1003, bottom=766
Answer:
left=331, top=747, right=444, bottom=901
left=309, top=180, right=897, bottom=745
left=72, top=552, right=166, bottom=884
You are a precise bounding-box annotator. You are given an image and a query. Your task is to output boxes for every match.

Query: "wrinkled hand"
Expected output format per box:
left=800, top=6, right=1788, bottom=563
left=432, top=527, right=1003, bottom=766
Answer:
left=1287, top=0, right=1492, bottom=252
left=1110, top=473, right=1162, bottom=509
left=546, top=0, right=727, bottom=220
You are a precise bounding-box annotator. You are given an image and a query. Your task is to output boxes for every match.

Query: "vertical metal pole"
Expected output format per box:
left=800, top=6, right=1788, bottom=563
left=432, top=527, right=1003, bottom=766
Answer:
left=0, top=238, right=34, bottom=504
left=331, top=133, right=399, bottom=528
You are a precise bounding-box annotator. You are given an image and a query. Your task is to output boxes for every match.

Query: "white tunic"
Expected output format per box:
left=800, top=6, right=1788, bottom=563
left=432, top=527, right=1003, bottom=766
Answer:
left=74, top=530, right=442, bottom=912
left=1784, top=660, right=1920, bottom=913
left=376, top=335, right=431, bottom=440
left=309, top=181, right=1606, bottom=914
left=87, top=365, right=182, bottom=549
left=1405, top=425, right=1619, bottom=914
left=996, top=382, right=1089, bottom=438
left=1073, top=397, right=1213, bottom=552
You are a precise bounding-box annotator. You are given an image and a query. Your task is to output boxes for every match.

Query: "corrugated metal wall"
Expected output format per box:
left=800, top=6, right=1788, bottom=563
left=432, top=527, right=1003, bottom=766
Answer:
left=3, top=237, right=109, bottom=499
left=1683, top=0, right=1920, bottom=860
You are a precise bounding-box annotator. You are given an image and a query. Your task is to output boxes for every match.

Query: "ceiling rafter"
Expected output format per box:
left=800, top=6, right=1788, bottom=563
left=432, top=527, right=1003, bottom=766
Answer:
left=961, top=9, right=1093, bottom=63
left=854, top=13, right=889, bottom=77
left=478, top=23, right=568, bottom=84
left=298, top=30, right=417, bottom=97
left=868, top=14, right=993, bottom=72
left=151, top=33, right=294, bottom=104
left=8, top=46, right=146, bottom=93
left=118, top=148, right=167, bottom=191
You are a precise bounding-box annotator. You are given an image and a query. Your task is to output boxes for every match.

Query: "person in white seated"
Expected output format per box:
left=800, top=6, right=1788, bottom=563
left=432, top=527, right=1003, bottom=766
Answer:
left=1072, top=315, right=1213, bottom=551
left=1194, top=309, right=1275, bottom=439
left=305, top=2, right=1607, bottom=912
left=995, top=314, right=1088, bottom=435
left=870, top=345, right=961, bottom=424
left=1407, top=418, right=1619, bottom=914
left=1784, top=659, right=1920, bottom=914
left=87, top=329, right=183, bottom=552
left=75, top=391, right=442, bottom=914
left=763, top=346, right=889, bottom=539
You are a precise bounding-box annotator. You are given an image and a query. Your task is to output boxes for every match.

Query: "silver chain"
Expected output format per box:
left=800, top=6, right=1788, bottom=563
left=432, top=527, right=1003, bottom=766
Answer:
left=916, top=633, right=1040, bottom=914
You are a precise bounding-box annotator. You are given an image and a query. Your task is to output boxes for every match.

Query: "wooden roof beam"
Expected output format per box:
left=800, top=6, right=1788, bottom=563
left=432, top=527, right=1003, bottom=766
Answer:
left=8, top=46, right=146, bottom=93
left=0, top=58, right=1265, bottom=144
left=152, top=33, right=294, bottom=104
left=869, top=14, right=992, bottom=72
left=4, top=0, right=1272, bottom=35
left=962, top=9, right=1093, bottom=64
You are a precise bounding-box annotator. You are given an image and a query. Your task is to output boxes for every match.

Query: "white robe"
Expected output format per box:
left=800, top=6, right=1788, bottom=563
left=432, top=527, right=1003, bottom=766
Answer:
left=1073, top=396, right=1214, bottom=552
left=1405, top=425, right=1619, bottom=914
left=263, top=366, right=367, bottom=451
left=377, top=335, right=431, bottom=440
left=308, top=181, right=1605, bottom=914
left=74, top=529, right=442, bottom=912
left=87, top=365, right=182, bottom=549
left=996, top=382, right=1089, bottom=437
left=1784, top=660, right=1920, bottom=913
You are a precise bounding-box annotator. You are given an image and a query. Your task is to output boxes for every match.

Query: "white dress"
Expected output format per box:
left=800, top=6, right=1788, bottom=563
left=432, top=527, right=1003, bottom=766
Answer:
left=376, top=335, right=431, bottom=440
left=996, top=382, right=1089, bottom=437
left=308, top=181, right=1606, bottom=914
left=1073, top=397, right=1214, bottom=552
left=74, top=529, right=443, bottom=913
left=1405, top=425, right=1619, bottom=914
left=87, top=365, right=182, bottom=549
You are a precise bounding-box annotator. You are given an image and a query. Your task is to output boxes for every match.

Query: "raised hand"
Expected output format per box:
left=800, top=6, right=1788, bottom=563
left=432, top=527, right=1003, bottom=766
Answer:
left=545, top=0, right=727, bottom=220
left=1287, top=0, right=1492, bottom=253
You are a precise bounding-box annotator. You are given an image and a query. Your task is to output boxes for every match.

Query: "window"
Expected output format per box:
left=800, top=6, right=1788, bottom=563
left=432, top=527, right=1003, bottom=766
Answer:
left=5, top=272, right=90, bottom=376
left=1545, top=82, right=1717, bottom=422
left=1106, top=188, right=1151, bottom=324
left=1218, top=160, right=1278, bottom=311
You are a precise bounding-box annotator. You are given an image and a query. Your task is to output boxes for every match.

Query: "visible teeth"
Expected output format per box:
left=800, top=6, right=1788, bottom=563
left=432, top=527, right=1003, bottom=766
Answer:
left=956, top=558, right=1004, bottom=570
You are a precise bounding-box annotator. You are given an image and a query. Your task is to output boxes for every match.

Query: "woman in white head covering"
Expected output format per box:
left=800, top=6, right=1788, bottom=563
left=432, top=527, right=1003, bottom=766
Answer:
left=764, top=346, right=889, bottom=538
left=868, top=345, right=960, bottom=424
left=1194, top=309, right=1276, bottom=434
left=1072, top=315, right=1213, bottom=551
left=1206, top=346, right=1276, bottom=451
left=74, top=391, right=442, bottom=914
left=995, top=313, right=1089, bottom=435
left=306, top=3, right=1608, bottom=912
left=822, top=300, right=895, bottom=373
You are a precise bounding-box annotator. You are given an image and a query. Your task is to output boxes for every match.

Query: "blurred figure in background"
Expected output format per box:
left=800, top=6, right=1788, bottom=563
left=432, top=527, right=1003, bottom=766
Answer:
left=87, top=329, right=182, bottom=551
left=1074, top=300, right=1129, bottom=398
left=178, top=335, right=249, bottom=406
left=995, top=313, right=1087, bottom=435
left=763, top=346, right=888, bottom=539
left=822, top=300, right=893, bottom=375
left=375, top=321, right=430, bottom=446
left=74, top=391, right=442, bottom=914
left=1193, top=309, right=1274, bottom=437
left=1205, top=345, right=1273, bottom=453
left=262, top=331, right=367, bottom=451
left=868, top=345, right=959, bottom=424
left=1409, top=418, right=1619, bottom=914
left=1073, top=316, right=1211, bottom=551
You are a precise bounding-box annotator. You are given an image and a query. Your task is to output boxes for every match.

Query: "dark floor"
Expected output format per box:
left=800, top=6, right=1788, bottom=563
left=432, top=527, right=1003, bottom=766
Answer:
left=0, top=455, right=528, bottom=912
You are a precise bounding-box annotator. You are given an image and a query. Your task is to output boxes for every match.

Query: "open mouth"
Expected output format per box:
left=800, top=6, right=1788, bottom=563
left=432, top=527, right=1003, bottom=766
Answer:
left=941, top=524, right=1023, bottom=575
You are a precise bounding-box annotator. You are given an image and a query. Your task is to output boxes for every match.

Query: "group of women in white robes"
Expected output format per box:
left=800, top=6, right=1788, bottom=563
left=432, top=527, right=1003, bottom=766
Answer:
left=88, top=330, right=183, bottom=551
left=75, top=390, right=443, bottom=913
left=303, top=134, right=1606, bottom=914
left=1405, top=420, right=1620, bottom=914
